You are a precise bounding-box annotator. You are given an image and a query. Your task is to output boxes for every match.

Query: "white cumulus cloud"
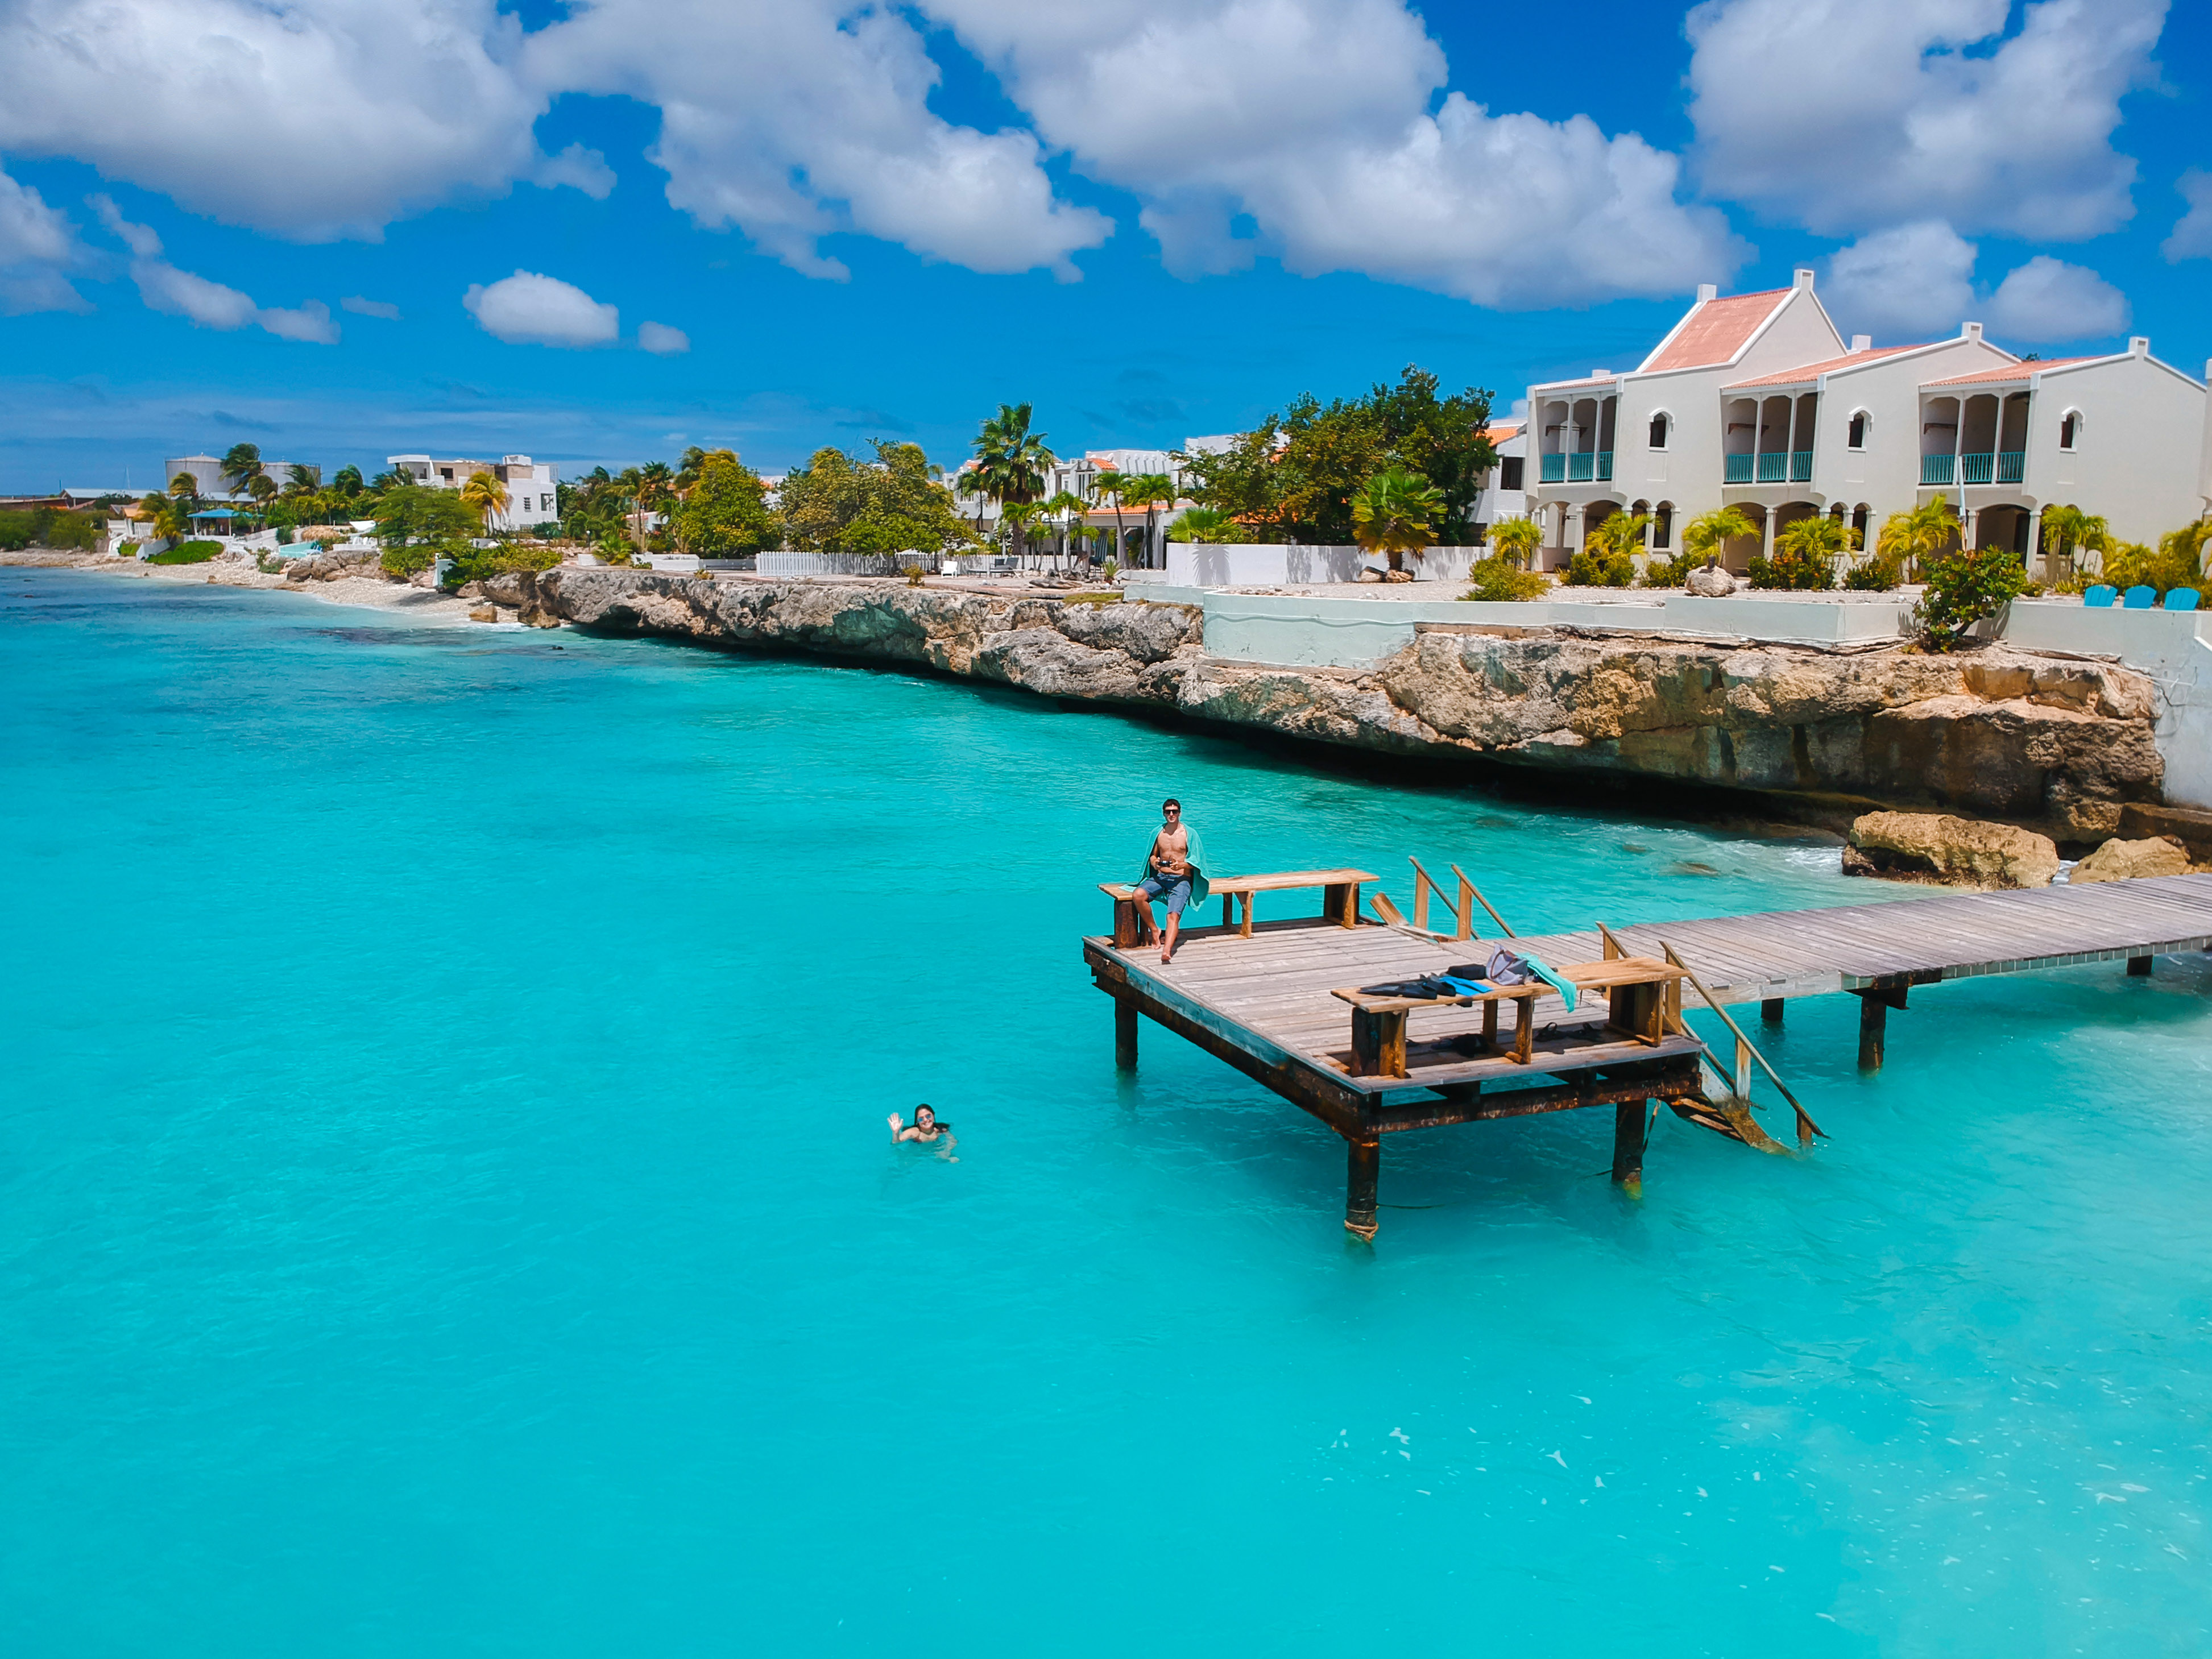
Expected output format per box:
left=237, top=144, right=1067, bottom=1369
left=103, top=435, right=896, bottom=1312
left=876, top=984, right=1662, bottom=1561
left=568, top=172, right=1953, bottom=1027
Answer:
left=0, top=0, right=607, bottom=242
left=637, top=321, right=689, bottom=355
left=1983, top=255, right=2130, bottom=342
left=1822, top=221, right=2128, bottom=346
left=463, top=269, right=619, bottom=347
left=2163, top=169, right=2212, bottom=262
left=1687, top=0, right=2166, bottom=240
left=521, top=1, right=1111, bottom=281
left=0, top=165, right=89, bottom=314
left=927, top=0, right=1745, bottom=305
left=90, top=194, right=340, bottom=341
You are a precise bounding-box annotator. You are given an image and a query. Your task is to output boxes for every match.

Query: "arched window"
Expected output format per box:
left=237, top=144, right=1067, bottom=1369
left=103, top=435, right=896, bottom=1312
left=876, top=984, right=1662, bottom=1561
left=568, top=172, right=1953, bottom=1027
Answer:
left=1647, top=412, right=1670, bottom=450
left=1851, top=503, right=1870, bottom=544
left=1652, top=501, right=1675, bottom=549
left=1846, top=410, right=1869, bottom=450
left=2059, top=410, right=2082, bottom=451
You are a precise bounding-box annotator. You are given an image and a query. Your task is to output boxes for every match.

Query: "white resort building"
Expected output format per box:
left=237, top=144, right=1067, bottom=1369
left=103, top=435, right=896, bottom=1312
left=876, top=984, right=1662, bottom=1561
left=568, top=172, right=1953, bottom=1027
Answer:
left=386, top=454, right=561, bottom=533
left=1519, top=271, right=2211, bottom=575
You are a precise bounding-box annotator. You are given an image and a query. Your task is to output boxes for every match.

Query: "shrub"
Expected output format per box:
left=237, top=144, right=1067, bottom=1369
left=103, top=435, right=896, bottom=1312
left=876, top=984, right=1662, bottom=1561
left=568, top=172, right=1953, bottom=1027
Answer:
left=1565, top=545, right=1634, bottom=587
left=150, top=540, right=223, bottom=565
left=0, top=507, right=101, bottom=550
left=1170, top=507, right=1249, bottom=544
left=1463, top=557, right=1550, bottom=602
left=2102, top=534, right=2203, bottom=599
left=445, top=540, right=562, bottom=587
left=1641, top=550, right=1698, bottom=588
left=381, top=544, right=435, bottom=578
left=1913, top=546, right=2029, bottom=650
left=900, top=563, right=926, bottom=586
left=1746, top=547, right=1834, bottom=590
left=1841, top=551, right=1904, bottom=591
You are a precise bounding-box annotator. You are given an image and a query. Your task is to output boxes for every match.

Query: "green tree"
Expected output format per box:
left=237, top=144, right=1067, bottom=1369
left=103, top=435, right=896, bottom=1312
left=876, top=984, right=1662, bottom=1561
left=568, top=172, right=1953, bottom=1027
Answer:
left=777, top=442, right=977, bottom=557
left=1116, top=472, right=1178, bottom=568
left=1486, top=516, right=1544, bottom=570
left=375, top=484, right=479, bottom=548
left=331, top=464, right=365, bottom=500
left=966, top=403, right=1055, bottom=548
left=219, top=443, right=264, bottom=497
left=168, top=471, right=201, bottom=505
left=1750, top=513, right=1854, bottom=590
left=1091, top=470, right=1130, bottom=565
left=1916, top=546, right=2028, bottom=650
left=460, top=469, right=509, bottom=530
left=2039, top=504, right=2110, bottom=584
left=1170, top=506, right=1247, bottom=544
left=1875, top=499, right=1960, bottom=582
left=1351, top=466, right=1444, bottom=573
left=673, top=450, right=773, bottom=555
left=1570, top=511, right=1650, bottom=587
left=1041, top=489, right=1091, bottom=562
left=1682, top=505, right=1758, bottom=564
left=1178, top=364, right=1494, bottom=544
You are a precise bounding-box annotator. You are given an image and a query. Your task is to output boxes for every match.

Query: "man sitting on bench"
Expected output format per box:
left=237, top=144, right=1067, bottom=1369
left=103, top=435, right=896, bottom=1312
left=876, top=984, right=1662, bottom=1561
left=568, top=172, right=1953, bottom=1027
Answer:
left=1135, top=797, right=1209, bottom=963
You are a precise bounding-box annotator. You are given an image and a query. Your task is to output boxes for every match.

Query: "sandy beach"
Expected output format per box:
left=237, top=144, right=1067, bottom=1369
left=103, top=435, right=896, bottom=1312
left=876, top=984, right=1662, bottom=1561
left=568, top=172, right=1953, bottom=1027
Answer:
left=2, top=548, right=484, bottom=624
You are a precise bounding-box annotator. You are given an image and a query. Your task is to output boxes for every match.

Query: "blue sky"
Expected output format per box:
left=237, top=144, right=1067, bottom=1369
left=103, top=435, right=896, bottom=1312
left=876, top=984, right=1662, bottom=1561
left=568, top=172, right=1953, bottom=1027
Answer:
left=1, top=0, right=2206, bottom=492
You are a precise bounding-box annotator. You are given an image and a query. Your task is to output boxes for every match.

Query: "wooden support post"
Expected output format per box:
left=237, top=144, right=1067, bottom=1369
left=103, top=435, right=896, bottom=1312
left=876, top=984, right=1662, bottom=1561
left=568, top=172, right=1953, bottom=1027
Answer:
left=1857, top=992, right=1886, bottom=1072
left=1115, top=999, right=1138, bottom=1069
left=1612, top=1100, right=1647, bottom=1196
left=1761, top=998, right=1785, bottom=1023
left=1239, top=893, right=1253, bottom=938
left=2127, top=955, right=2153, bottom=977
left=1349, top=1007, right=1407, bottom=1079
left=1734, top=1033, right=1754, bottom=1100
left=1455, top=874, right=1473, bottom=941
left=1322, top=883, right=1347, bottom=926
left=1113, top=897, right=1142, bottom=949
left=1345, top=1137, right=1380, bottom=1241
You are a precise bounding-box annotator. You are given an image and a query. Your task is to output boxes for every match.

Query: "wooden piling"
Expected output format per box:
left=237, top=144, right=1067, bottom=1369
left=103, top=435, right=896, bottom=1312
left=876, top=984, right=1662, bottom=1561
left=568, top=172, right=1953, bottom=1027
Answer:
left=1612, top=1101, right=1647, bottom=1195
left=1115, top=999, right=1138, bottom=1069
left=1345, top=1138, right=1380, bottom=1241
left=1761, top=998, right=1784, bottom=1023
left=1856, top=992, right=1886, bottom=1071
left=2127, top=955, right=2153, bottom=977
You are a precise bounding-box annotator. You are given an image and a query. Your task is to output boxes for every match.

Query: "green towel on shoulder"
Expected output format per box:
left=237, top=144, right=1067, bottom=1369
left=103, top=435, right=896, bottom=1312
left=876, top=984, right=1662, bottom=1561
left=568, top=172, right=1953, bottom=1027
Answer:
left=1134, top=824, right=1210, bottom=914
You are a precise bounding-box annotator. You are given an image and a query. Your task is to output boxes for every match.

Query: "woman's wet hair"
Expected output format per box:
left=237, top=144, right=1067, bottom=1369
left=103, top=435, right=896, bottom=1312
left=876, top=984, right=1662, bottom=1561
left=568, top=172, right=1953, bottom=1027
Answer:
left=914, top=1104, right=935, bottom=1123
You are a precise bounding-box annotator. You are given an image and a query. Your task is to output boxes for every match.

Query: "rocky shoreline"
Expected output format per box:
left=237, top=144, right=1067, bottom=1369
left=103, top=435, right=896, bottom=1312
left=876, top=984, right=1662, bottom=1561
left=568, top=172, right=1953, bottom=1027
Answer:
left=489, top=566, right=2167, bottom=848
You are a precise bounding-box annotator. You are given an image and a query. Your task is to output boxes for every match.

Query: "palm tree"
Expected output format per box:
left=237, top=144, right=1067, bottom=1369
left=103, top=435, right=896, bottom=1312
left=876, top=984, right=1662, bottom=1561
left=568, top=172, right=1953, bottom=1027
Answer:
left=967, top=403, right=1055, bottom=554
left=2039, top=504, right=2110, bottom=584
left=1875, top=499, right=1960, bottom=580
left=1040, top=489, right=1090, bottom=567
left=1770, top=513, right=1855, bottom=588
left=246, top=472, right=279, bottom=524
left=1682, top=505, right=1758, bottom=565
left=219, top=443, right=264, bottom=499
left=331, top=465, right=365, bottom=500
left=1091, top=470, right=1129, bottom=567
left=1116, top=472, right=1179, bottom=569
left=167, top=471, right=201, bottom=505
left=1586, top=510, right=1654, bottom=561
left=1000, top=500, right=1040, bottom=567
left=1171, top=507, right=1242, bottom=544
left=1486, top=516, right=1544, bottom=571
left=636, top=461, right=674, bottom=549
left=1351, top=467, right=1445, bottom=573
left=283, top=464, right=321, bottom=496
left=460, top=469, right=511, bottom=531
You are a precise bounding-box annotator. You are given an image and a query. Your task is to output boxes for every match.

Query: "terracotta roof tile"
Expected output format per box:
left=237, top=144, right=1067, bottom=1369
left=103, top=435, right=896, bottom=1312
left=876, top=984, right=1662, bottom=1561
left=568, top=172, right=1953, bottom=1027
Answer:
left=1722, top=345, right=1931, bottom=389
left=1921, top=356, right=2098, bottom=387
left=1641, top=288, right=1791, bottom=373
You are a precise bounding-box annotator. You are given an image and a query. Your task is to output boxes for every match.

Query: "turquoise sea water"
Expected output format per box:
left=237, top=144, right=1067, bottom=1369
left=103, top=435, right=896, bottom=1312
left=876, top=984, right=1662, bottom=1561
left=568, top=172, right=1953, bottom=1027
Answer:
left=4, top=569, right=2210, bottom=1656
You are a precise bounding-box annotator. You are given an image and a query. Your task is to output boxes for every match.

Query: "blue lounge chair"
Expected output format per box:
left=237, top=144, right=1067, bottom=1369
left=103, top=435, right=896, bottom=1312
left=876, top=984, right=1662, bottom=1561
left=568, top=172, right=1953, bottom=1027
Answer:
left=2123, top=585, right=2157, bottom=609
left=2083, top=584, right=2116, bottom=607
left=2165, top=588, right=2201, bottom=611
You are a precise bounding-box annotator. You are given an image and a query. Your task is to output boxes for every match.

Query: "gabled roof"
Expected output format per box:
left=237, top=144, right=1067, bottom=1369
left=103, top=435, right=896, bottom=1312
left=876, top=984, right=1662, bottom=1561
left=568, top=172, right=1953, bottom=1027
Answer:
left=1723, top=344, right=1932, bottom=389
left=1483, top=421, right=1524, bottom=440
left=1527, top=375, right=1618, bottom=394
left=1921, top=356, right=2099, bottom=387
left=1641, top=288, right=1791, bottom=373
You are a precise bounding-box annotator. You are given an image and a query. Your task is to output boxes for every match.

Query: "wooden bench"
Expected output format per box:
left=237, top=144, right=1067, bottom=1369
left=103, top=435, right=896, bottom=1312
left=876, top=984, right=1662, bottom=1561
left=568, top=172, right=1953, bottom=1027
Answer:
left=1330, top=955, right=1687, bottom=1077
left=1099, top=867, right=1380, bottom=948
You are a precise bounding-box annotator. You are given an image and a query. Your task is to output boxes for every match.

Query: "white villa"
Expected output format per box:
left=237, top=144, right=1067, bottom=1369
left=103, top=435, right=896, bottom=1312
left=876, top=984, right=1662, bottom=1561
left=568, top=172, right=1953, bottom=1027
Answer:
left=1519, top=271, right=2211, bottom=575
left=948, top=445, right=1209, bottom=566
left=387, top=453, right=561, bottom=533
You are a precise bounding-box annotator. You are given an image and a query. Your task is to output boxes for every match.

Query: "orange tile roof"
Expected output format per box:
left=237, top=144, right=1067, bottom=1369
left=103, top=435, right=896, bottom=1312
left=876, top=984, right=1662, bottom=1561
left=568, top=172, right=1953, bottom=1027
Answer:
left=1921, top=356, right=2098, bottom=387
left=1641, top=288, right=1791, bottom=373
left=1484, top=421, right=1524, bottom=440
left=1723, top=345, right=1931, bottom=389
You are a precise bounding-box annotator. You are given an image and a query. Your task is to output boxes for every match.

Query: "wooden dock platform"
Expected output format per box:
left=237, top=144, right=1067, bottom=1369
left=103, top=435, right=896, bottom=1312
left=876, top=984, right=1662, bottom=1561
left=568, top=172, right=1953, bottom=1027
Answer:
left=1084, top=872, right=2212, bottom=1238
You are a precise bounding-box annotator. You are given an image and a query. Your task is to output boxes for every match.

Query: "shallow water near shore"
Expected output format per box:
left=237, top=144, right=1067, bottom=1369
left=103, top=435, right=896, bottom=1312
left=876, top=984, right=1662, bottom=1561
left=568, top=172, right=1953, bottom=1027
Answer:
left=5, top=568, right=2210, bottom=1657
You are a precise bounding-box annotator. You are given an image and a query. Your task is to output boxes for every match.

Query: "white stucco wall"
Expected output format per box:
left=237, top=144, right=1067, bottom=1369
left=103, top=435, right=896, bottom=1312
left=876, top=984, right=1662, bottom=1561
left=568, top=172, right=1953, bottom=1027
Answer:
left=2000, top=599, right=2212, bottom=810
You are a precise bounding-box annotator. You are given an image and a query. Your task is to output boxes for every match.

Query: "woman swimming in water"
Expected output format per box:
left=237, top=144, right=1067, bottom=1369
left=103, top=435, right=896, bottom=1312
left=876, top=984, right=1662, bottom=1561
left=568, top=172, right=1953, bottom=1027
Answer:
left=888, top=1105, right=955, bottom=1152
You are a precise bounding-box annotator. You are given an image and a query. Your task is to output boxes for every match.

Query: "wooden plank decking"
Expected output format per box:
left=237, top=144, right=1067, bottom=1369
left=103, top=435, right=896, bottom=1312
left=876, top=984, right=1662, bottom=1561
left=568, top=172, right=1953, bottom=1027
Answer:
left=1084, top=871, right=2212, bottom=1238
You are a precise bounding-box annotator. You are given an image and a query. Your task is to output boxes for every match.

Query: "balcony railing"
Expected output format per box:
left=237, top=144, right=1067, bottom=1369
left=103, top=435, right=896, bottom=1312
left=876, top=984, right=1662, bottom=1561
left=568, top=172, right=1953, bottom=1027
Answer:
left=1540, top=453, right=1565, bottom=484
left=1724, top=454, right=1753, bottom=484
left=1537, top=451, right=1613, bottom=486
left=1920, top=454, right=1954, bottom=486
left=1568, top=453, right=1593, bottom=482
left=1998, top=451, right=2023, bottom=483
left=1757, top=452, right=1788, bottom=483
left=1791, top=449, right=1813, bottom=483
left=1960, top=451, right=1992, bottom=485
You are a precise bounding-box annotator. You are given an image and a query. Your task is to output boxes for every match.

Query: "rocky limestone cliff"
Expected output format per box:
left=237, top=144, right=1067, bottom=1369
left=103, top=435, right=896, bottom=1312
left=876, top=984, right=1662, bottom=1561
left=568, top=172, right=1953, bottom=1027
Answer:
left=502, top=569, right=2164, bottom=843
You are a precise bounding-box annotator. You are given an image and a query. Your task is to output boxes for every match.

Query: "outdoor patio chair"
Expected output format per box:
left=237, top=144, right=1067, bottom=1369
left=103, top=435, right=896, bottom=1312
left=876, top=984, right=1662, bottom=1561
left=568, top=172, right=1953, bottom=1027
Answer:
left=2123, top=585, right=2157, bottom=609
left=2083, top=585, right=2116, bottom=607
left=2164, top=588, right=2201, bottom=612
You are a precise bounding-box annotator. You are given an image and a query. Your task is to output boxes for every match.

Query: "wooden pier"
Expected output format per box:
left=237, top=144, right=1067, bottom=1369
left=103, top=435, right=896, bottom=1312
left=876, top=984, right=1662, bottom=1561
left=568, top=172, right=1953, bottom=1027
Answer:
left=1084, top=870, right=2212, bottom=1238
